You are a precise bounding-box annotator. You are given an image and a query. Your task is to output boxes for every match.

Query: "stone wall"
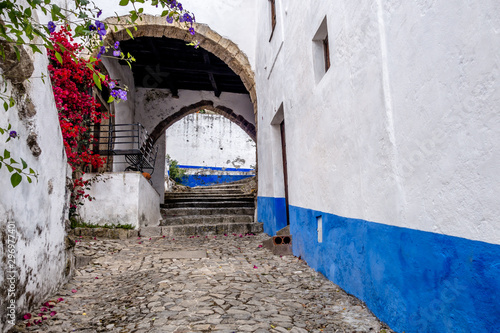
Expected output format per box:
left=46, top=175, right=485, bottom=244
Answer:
left=0, top=40, right=72, bottom=332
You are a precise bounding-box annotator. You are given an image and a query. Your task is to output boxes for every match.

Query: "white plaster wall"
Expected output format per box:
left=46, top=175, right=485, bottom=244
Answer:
left=166, top=113, right=256, bottom=169
left=79, top=172, right=160, bottom=228
left=256, top=1, right=500, bottom=245
left=0, top=44, right=71, bottom=331
left=93, top=0, right=257, bottom=69
left=135, top=88, right=254, bottom=195
left=135, top=88, right=255, bottom=132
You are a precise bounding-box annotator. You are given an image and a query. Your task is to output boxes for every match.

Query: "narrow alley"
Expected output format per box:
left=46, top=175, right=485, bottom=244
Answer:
left=17, top=234, right=393, bottom=333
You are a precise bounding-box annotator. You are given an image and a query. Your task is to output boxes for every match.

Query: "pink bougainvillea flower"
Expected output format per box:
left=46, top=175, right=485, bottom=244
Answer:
left=258, top=245, right=263, bottom=248
left=93, top=237, right=96, bottom=240
left=253, top=265, right=258, bottom=269
left=137, top=237, right=141, bottom=240
left=40, top=306, right=48, bottom=312
left=71, top=289, right=77, bottom=293
left=233, top=234, right=236, bottom=236
left=57, top=298, right=64, bottom=302
left=95, top=277, right=99, bottom=279
left=50, top=311, right=57, bottom=317
left=149, top=238, right=151, bottom=240
left=162, top=235, right=166, bottom=238
left=138, top=242, right=142, bottom=244
left=239, top=234, right=243, bottom=237
left=224, top=234, right=227, bottom=236
left=23, top=313, right=32, bottom=320
left=26, top=322, right=31, bottom=327
left=173, top=238, right=175, bottom=240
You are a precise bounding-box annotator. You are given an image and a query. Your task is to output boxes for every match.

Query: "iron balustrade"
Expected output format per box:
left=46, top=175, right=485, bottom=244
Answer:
left=91, top=123, right=158, bottom=174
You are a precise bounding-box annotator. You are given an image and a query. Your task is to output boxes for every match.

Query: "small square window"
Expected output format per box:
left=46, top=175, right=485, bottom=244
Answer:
left=312, top=16, right=330, bottom=82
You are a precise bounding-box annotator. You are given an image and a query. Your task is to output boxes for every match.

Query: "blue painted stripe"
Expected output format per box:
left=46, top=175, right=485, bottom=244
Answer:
left=178, top=174, right=254, bottom=187
left=285, top=204, right=500, bottom=333
left=177, top=165, right=254, bottom=172
left=257, top=196, right=288, bottom=236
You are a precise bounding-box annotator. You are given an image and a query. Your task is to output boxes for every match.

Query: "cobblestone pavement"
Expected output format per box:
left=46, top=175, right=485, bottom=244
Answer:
left=19, top=233, right=394, bottom=333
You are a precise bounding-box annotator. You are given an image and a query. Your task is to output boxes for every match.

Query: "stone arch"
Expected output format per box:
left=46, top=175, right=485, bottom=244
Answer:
left=150, top=100, right=256, bottom=143
left=103, top=15, right=258, bottom=117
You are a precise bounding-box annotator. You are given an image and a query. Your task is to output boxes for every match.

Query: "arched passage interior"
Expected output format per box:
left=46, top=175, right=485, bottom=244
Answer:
left=99, top=16, right=257, bottom=198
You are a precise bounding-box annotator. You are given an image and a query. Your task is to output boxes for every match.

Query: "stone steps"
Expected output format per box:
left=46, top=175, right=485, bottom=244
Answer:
left=160, top=214, right=254, bottom=226
left=152, top=178, right=260, bottom=237
left=161, top=200, right=255, bottom=209
left=161, top=207, right=255, bottom=217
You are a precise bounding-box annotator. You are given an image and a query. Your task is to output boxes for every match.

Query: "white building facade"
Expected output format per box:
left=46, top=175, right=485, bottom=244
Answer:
left=255, top=1, right=500, bottom=333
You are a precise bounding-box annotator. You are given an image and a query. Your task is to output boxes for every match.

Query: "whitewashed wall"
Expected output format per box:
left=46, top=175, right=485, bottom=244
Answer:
left=166, top=113, right=256, bottom=169
left=78, top=172, right=161, bottom=229
left=256, top=0, right=500, bottom=245
left=255, top=1, right=500, bottom=332
left=0, top=42, right=71, bottom=331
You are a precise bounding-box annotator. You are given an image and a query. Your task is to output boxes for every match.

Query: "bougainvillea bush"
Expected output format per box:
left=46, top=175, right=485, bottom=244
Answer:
left=47, top=26, right=110, bottom=216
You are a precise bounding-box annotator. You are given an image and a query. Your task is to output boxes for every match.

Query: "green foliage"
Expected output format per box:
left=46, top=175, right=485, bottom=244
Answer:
left=70, top=218, right=134, bottom=230
left=167, top=155, right=186, bottom=184
left=0, top=125, right=38, bottom=187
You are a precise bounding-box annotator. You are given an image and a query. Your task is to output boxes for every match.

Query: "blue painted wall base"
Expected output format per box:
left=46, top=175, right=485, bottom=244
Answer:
left=256, top=196, right=500, bottom=333
left=257, top=196, right=288, bottom=236
left=179, top=174, right=253, bottom=187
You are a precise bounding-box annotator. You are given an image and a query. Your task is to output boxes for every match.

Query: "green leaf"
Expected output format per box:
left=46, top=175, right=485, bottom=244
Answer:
left=107, top=96, right=115, bottom=103
left=119, top=0, right=129, bottom=5
left=55, top=51, right=63, bottom=64
left=9, top=97, right=15, bottom=107
left=29, top=44, right=42, bottom=54
left=29, top=168, right=35, bottom=174
left=4, top=149, right=10, bottom=159
left=21, top=158, right=27, bottom=169
left=93, top=73, right=102, bottom=90
left=130, top=11, right=138, bottom=22
left=3, top=101, right=8, bottom=111
left=11, top=173, right=22, bottom=188
left=7, top=123, right=11, bottom=130
left=27, top=176, right=32, bottom=183
left=13, top=46, right=20, bottom=61
left=10, top=158, right=18, bottom=165
left=6, top=164, right=13, bottom=172
left=125, top=28, right=134, bottom=39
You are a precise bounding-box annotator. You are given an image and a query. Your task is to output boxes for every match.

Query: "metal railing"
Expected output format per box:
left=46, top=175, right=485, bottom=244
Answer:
left=91, top=123, right=158, bottom=174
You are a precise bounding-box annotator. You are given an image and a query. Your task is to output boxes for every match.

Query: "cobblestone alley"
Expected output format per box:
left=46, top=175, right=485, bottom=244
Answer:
left=17, top=233, right=394, bottom=333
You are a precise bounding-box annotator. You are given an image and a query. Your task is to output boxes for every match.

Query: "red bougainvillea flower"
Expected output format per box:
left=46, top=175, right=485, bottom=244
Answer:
left=71, top=289, right=77, bottom=293
left=23, top=313, right=32, bottom=320
left=258, top=245, right=263, bottom=248
left=50, top=311, right=57, bottom=317
left=253, top=265, right=258, bottom=269
left=57, top=298, right=64, bottom=302
left=95, top=277, right=99, bottom=279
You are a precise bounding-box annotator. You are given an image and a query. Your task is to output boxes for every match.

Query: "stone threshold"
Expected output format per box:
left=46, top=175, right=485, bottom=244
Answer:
left=69, top=227, right=139, bottom=239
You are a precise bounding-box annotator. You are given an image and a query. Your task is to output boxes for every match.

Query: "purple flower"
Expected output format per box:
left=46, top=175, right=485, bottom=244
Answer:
left=88, top=24, right=96, bottom=31
left=114, top=41, right=120, bottom=49
left=48, top=21, right=56, bottom=33
left=113, top=50, right=120, bottom=57
left=177, top=3, right=183, bottom=11
left=109, top=81, right=116, bottom=89
left=9, top=131, right=17, bottom=138
left=166, top=15, right=174, bottom=24
left=118, top=90, right=127, bottom=101
left=183, top=13, right=192, bottom=23
left=95, top=20, right=106, bottom=36
left=97, top=10, right=102, bottom=18
left=189, top=27, right=195, bottom=35
left=110, top=90, right=118, bottom=98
